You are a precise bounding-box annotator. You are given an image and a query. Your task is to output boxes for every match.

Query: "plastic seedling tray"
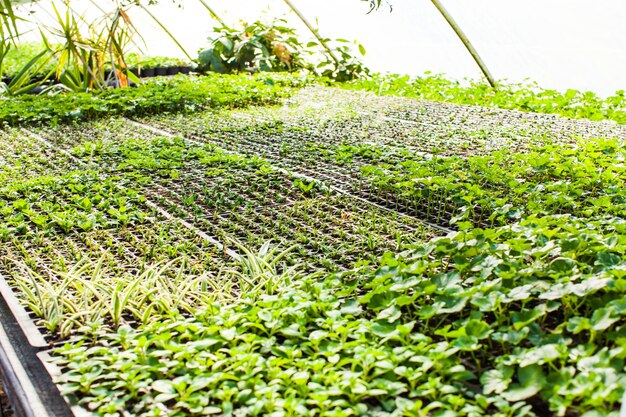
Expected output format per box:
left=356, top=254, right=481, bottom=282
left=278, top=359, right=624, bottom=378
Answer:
left=0, top=288, right=74, bottom=417
left=0, top=274, right=48, bottom=350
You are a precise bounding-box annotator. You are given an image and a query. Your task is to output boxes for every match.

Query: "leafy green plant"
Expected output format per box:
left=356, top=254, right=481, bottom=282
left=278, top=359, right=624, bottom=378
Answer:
left=0, top=39, right=55, bottom=96
left=0, top=42, right=57, bottom=78
left=0, top=53, right=51, bottom=96
left=126, top=53, right=191, bottom=70
left=41, top=2, right=142, bottom=92
left=7, top=255, right=218, bottom=337
left=198, top=19, right=368, bottom=81
left=198, top=18, right=307, bottom=74
left=359, top=137, right=626, bottom=228
left=312, top=36, right=369, bottom=82
left=225, top=239, right=302, bottom=296
left=0, top=172, right=149, bottom=239
left=2, top=57, right=625, bottom=417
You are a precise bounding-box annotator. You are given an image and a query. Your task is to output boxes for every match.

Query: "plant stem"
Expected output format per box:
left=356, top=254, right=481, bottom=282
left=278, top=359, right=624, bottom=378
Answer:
left=282, top=0, right=341, bottom=67
left=430, top=0, right=496, bottom=88
left=195, top=0, right=228, bottom=28
left=139, top=4, right=192, bottom=61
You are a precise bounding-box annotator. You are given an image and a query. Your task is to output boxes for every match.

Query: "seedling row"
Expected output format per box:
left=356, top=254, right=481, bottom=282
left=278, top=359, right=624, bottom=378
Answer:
left=0, top=216, right=237, bottom=340
left=1, top=86, right=620, bottom=346
left=0, top=131, right=80, bottom=184
left=0, top=116, right=442, bottom=345
left=132, top=89, right=624, bottom=230
left=1, top=86, right=625, bottom=417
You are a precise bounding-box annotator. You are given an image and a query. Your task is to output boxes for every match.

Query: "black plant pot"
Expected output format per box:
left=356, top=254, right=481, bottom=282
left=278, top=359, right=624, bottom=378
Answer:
left=155, top=67, right=168, bottom=76
left=28, top=85, right=46, bottom=95
left=180, top=66, right=192, bottom=75
left=167, top=66, right=181, bottom=76
left=31, top=74, right=46, bottom=83
left=140, top=67, right=155, bottom=78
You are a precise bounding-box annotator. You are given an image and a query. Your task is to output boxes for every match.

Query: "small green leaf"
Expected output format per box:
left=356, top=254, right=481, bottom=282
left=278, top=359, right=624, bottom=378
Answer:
left=340, top=299, right=362, bottom=315
left=371, top=321, right=399, bottom=339
left=465, top=320, right=492, bottom=340
left=377, top=305, right=401, bottom=323
left=220, top=327, right=236, bottom=341
left=152, top=380, right=175, bottom=394
left=548, top=257, right=577, bottom=275
left=279, top=323, right=301, bottom=337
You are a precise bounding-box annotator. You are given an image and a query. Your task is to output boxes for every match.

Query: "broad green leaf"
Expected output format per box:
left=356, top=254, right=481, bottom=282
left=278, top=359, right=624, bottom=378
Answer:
left=340, top=299, right=362, bottom=315
left=481, top=366, right=514, bottom=395
left=512, top=305, right=547, bottom=330
left=452, top=336, right=480, bottom=351
left=518, top=344, right=563, bottom=367
left=502, top=365, right=545, bottom=402
left=378, top=305, right=402, bottom=323
left=371, top=321, right=399, bottom=339
left=279, top=323, right=301, bottom=337
left=590, top=308, right=618, bottom=331
left=465, top=320, right=493, bottom=340
left=152, top=380, right=175, bottom=394
left=596, top=252, right=621, bottom=267
left=548, top=257, right=577, bottom=275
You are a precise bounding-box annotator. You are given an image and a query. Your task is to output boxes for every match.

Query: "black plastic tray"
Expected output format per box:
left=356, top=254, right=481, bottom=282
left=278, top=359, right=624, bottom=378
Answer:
left=0, top=274, right=75, bottom=417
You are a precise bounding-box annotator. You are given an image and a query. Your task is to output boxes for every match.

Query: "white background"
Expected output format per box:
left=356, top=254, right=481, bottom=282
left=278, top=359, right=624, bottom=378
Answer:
left=17, top=0, right=626, bottom=97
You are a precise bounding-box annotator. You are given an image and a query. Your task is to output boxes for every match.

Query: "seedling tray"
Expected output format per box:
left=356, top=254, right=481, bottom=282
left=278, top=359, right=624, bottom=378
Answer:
left=0, top=86, right=625, bottom=416
left=0, top=286, right=74, bottom=417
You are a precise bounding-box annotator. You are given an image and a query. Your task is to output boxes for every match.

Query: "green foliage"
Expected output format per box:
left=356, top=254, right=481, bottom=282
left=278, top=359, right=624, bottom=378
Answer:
left=0, top=73, right=305, bottom=126
left=71, top=135, right=262, bottom=176
left=345, top=73, right=626, bottom=124
left=46, top=127, right=626, bottom=416
left=0, top=172, right=148, bottom=240
left=198, top=19, right=307, bottom=74
left=3, top=79, right=625, bottom=416
left=0, top=42, right=57, bottom=79
left=125, top=53, right=191, bottom=70
left=54, top=213, right=626, bottom=416
left=0, top=44, right=191, bottom=80
left=312, top=37, right=370, bottom=82
left=62, top=125, right=433, bottom=271
left=360, top=138, right=626, bottom=227
left=8, top=255, right=230, bottom=338
left=198, top=19, right=368, bottom=81
left=0, top=41, right=56, bottom=96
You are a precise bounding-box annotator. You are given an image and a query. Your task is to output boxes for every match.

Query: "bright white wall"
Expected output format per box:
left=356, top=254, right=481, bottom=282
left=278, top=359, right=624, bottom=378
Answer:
left=16, top=0, right=626, bottom=96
